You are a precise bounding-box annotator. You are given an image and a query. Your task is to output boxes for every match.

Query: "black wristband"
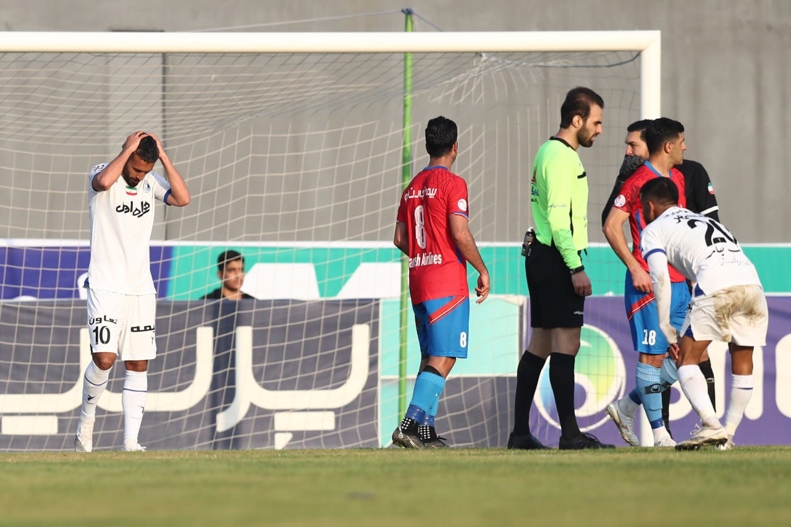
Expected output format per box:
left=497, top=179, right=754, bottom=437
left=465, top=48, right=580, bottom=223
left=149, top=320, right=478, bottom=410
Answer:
left=569, top=265, right=585, bottom=275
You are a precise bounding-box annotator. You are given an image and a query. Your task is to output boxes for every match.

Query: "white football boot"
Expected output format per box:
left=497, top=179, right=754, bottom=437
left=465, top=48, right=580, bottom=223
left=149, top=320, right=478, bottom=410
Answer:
left=75, top=416, right=95, bottom=453
left=675, top=424, right=728, bottom=451
left=606, top=398, right=639, bottom=446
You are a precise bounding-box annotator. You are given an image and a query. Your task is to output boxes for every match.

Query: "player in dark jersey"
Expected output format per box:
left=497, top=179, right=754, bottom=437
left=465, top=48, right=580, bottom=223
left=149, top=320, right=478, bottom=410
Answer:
left=391, top=116, right=490, bottom=448
left=600, top=120, right=720, bottom=438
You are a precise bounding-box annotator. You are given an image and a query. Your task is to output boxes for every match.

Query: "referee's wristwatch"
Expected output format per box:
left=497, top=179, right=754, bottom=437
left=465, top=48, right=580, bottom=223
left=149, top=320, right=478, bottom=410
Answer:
left=569, top=265, right=585, bottom=275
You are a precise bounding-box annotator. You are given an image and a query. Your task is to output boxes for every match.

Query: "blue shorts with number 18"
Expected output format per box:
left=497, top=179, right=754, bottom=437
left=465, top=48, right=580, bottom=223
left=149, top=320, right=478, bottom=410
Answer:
left=624, top=275, right=690, bottom=355
left=413, top=295, right=470, bottom=359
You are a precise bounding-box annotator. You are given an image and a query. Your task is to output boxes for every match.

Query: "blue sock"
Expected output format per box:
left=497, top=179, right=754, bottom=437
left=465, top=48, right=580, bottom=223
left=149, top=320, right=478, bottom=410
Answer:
left=403, top=371, right=445, bottom=431
left=660, top=357, right=678, bottom=387
left=409, top=371, right=446, bottom=412
left=636, top=362, right=664, bottom=429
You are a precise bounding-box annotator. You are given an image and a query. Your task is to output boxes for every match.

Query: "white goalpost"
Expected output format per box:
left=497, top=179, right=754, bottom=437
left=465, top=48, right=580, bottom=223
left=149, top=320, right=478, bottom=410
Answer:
left=0, top=30, right=660, bottom=450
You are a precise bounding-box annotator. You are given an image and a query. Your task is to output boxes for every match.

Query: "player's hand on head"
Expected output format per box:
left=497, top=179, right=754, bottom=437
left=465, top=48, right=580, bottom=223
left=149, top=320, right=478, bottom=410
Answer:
left=571, top=270, right=592, bottom=297
left=475, top=273, right=490, bottom=304
left=122, top=130, right=147, bottom=152
left=632, top=267, right=653, bottom=294
left=146, top=132, right=165, bottom=159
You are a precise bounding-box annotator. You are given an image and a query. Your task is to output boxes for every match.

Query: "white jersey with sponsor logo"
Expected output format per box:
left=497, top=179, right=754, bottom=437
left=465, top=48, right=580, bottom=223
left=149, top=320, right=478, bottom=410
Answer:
left=87, top=163, right=171, bottom=295
left=640, top=206, right=761, bottom=296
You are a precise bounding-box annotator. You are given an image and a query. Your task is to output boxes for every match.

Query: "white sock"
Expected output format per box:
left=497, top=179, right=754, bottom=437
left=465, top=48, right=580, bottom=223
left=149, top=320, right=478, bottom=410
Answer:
left=619, top=395, right=639, bottom=415
left=678, top=365, right=721, bottom=428
left=652, top=426, right=670, bottom=443
left=81, top=361, right=111, bottom=419
left=122, top=370, right=148, bottom=447
left=724, top=374, right=753, bottom=437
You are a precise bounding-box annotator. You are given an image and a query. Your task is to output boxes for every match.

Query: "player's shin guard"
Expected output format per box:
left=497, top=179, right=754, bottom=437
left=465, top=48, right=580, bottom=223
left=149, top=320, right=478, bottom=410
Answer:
left=636, top=363, right=665, bottom=433
left=724, top=374, right=753, bottom=437
left=698, top=359, right=717, bottom=411
left=81, top=361, right=111, bottom=419
left=122, top=370, right=147, bottom=448
left=678, top=365, right=720, bottom=428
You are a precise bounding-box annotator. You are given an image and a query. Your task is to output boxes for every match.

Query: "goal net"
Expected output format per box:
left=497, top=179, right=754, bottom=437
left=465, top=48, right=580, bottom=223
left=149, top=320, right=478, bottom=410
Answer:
left=0, top=31, right=657, bottom=450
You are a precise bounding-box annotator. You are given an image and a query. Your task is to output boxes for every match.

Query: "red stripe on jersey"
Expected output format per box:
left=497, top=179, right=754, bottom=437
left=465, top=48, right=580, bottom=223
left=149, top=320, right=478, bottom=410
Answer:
left=428, top=295, right=467, bottom=325
left=627, top=293, right=655, bottom=321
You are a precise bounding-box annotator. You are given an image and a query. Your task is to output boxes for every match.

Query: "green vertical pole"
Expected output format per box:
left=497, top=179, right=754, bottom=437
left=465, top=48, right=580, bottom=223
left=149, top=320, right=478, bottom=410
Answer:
left=398, top=8, right=414, bottom=420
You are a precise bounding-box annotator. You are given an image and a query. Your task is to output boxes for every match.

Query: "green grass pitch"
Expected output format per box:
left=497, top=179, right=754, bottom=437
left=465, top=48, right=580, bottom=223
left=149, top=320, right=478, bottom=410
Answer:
left=1, top=447, right=790, bottom=527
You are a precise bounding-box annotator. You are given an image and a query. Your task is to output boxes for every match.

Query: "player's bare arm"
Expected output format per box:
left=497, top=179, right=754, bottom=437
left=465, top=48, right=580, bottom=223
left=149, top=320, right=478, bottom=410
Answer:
left=393, top=222, right=409, bottom=255
left=148, top=132, right=191, bottom=207
left=449, top=214, right=490, bottom=303
left=602, top=207, right=652, bottom=293
left=92, top=131, right=147, bottom=191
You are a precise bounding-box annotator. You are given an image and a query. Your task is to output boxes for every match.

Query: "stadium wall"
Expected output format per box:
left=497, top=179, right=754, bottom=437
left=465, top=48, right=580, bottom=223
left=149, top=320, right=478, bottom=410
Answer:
left=1, top=296, right=791, bottom=449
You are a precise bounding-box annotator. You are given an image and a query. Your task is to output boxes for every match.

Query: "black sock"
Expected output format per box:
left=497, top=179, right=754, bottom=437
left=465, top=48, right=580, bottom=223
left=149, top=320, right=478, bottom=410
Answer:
left=661, top=387, right=673, bottom=438
left=418, top=425, right=437, bottom=442
left=399, top=416, right=418, bottom=434
left=549, top=353, right=581, bottom=440
left=512, top=351, right=546, bottom=436
left=699, top=359, right=716, bottom=411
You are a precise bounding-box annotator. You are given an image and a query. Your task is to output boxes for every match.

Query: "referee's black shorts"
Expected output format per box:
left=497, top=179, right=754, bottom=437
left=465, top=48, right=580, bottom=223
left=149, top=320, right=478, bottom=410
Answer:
left=525, top=240, right=584, bottom=329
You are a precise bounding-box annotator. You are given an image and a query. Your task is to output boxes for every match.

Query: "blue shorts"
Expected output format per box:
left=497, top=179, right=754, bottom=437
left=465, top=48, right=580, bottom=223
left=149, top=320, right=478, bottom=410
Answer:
left=624, top=275, right=690, bottom=355
left=413, top=295, right=470, bottom=359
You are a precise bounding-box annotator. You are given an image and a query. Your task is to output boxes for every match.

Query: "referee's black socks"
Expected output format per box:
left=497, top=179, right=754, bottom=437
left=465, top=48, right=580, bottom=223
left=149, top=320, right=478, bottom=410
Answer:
left=512, top=351, right=546, bottom=436
left=549, top=352, right=581, bottom=440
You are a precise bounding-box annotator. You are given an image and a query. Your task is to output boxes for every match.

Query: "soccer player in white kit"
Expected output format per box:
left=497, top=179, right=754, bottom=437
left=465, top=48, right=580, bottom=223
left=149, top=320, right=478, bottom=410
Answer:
left=76, top=131, right=190, bottom=452
left=639, top=177, right=768, bottom=451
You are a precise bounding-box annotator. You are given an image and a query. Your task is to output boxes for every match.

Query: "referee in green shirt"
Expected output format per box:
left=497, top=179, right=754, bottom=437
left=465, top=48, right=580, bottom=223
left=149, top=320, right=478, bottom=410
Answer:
left=509, top=87, right=614, bottom=450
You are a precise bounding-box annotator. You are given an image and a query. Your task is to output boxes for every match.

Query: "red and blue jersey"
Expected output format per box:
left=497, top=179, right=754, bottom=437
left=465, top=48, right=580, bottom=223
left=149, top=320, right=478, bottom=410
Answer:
left=613, top=161, right=687, bottom=283
left=396, top=166, right=469, bottom=304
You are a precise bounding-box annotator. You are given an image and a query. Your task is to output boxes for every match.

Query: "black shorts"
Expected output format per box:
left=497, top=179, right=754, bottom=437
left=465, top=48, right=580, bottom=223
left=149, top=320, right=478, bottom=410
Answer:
left=525, top=240, right=584, bottom=329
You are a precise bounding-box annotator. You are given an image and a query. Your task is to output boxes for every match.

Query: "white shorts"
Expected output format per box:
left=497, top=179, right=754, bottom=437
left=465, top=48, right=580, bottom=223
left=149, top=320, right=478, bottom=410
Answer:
left=87, top=289, right=157, bottom=361
left=681, top=284, right=768, bottom=347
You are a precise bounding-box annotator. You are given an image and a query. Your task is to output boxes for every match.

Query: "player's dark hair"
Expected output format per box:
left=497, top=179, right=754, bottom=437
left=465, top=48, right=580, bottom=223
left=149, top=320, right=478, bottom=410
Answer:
left=640, top=176, right=679, bottom=206
left=627, top=119, right=654, bottom=142
left=136, top=135, right=159, bottom=163
left=425, top=116, right=457, bottom=157
left=559, top=87, right=604, bottom=129
left=645, top=118, right=685, bottom=155
left=217, top=250, right=244, bottom=273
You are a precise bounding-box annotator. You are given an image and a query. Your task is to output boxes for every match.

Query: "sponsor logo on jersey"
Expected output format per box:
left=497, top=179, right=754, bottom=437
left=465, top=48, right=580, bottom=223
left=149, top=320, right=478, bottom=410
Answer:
left=89, top=315, right=118, bottom=325
left=404, top=187, right=438, bottom=201
left=130, top=324, right=156, bottom=333
left=457, top=199, right=467, bottom=212
left=126, top=185, right=138, bottom=196
left=614, top=194, right=626, bottom=207
left=116, top=200, right=151, bottom=218
left=143, top=182, right=151, bottom=193
left=408, top=252, right=443, bottom=268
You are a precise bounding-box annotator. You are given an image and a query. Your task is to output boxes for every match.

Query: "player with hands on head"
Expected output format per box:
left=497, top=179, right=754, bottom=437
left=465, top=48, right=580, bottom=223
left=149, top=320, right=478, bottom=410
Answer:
left=638, top=177, right=767, bottom=450
left=603, top=118, right=689, bottom=448
left=76, top=130, right=190, bottom=453
left=391, top=116, right=489, bottom=449
left=510, top=87, right=613, bottom=450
